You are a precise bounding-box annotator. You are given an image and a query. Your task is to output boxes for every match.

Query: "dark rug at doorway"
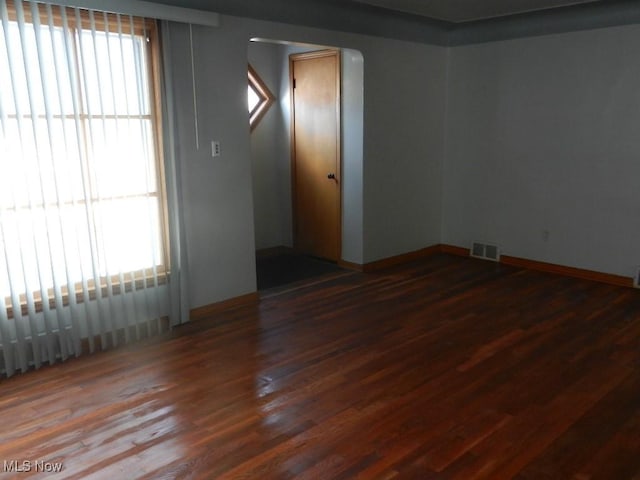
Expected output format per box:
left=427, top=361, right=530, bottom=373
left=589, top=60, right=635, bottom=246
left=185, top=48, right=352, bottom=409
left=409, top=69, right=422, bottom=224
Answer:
left=256, top=252, right=345, bottom=291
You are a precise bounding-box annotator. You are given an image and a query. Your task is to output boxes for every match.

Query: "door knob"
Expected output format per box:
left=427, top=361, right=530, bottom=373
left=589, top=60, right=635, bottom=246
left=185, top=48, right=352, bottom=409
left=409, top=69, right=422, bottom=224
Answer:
left=327, top=173, right=336, bottom=179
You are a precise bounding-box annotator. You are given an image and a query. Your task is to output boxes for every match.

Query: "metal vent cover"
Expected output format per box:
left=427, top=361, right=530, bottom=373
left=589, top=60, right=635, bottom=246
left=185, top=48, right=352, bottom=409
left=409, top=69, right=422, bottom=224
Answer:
left=485, top=244, right=499, bottom=261
left=470, top=242, right=500, bottom=262
left=471, top=242, right=485, bottom=258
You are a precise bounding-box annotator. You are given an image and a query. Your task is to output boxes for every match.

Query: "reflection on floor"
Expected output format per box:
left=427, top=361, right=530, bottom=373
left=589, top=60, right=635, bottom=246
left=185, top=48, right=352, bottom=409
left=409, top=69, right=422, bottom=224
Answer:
left=256, top=249, right=346, bottom=291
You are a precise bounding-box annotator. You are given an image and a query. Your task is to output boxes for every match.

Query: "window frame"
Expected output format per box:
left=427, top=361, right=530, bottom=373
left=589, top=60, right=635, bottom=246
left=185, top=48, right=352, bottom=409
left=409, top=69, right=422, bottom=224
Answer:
left=2, top=1, right=168, bottom=317
left=248, top=63, right=274, bottom=131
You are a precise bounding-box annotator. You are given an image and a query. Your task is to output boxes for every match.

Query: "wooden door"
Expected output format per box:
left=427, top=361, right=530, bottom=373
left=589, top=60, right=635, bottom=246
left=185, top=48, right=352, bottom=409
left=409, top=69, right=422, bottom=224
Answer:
left=290, top=50, right=341, bottom=261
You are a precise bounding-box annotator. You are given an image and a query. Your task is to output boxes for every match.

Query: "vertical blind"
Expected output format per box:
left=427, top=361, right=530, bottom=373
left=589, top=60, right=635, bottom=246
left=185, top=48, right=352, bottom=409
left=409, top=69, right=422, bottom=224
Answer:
left=0, top=0, right=172, bottom=377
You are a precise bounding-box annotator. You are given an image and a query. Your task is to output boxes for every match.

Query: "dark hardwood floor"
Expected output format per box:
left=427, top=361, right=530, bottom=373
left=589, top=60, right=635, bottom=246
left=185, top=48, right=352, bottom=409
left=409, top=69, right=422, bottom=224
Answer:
left=1, top=253, right=639, bottom=479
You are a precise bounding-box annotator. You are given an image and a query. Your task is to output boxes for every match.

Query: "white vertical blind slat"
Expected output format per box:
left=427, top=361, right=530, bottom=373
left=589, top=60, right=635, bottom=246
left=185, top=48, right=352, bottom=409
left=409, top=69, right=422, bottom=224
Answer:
left=74, top=5, right=110, bottom=352
left=58, top=3, right=94, bottom=356
left=2, top=1, right=28, bottom=372
left=86, top=8, right=118, bottom=348
left=0, top=233, right=16, bottom=373
left=137, top=21, right=164, bottom=335
left=9, top=0, right=45, bottom=369
left=101, top=11, right=128, bottom=346
left=160, top=20, right=189, bottom=327
left=114, top=13, right=136, bottom=343
left=0, top=3, right=17, bottom=374
left=130, top=15, right=156, bottom=336
left=29, top=0, right=70, bottom=362
left=45, top=2, right=83, bottom=358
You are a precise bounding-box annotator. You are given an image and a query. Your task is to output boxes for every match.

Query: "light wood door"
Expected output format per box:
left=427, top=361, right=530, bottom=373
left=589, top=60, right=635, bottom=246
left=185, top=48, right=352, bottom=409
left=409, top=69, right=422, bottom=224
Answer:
left=290, top=50, right=341, bottom=261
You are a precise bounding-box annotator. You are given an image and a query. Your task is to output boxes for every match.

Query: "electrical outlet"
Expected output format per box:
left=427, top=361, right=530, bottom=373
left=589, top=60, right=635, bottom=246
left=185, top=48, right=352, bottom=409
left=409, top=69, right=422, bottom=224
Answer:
left=211, top=140, right=221, bottom=157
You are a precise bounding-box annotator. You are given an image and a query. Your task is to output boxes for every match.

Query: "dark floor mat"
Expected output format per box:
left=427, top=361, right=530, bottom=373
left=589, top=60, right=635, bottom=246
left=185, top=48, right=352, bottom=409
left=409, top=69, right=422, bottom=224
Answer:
left=256, top=253, right=345, bottom=290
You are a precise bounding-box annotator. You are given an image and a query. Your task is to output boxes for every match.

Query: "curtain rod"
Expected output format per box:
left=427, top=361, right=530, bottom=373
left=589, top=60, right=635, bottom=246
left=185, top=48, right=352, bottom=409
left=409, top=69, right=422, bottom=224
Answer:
left=34, top=0, right=220, bottom=26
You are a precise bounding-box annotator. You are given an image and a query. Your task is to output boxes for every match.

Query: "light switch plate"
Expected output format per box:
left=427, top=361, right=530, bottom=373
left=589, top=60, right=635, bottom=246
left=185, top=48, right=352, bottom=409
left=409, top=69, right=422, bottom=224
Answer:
left=212, top=140, right=221, bottom=157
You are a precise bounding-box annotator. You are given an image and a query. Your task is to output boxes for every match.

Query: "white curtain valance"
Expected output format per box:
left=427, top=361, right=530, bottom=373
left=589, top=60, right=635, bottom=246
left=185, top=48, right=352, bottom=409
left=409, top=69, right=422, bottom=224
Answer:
left=34, top=0, right=219, bottom=26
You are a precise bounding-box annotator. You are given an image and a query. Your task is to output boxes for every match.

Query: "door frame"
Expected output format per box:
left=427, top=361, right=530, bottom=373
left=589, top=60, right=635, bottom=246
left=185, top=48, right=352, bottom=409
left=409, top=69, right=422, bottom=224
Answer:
left=289, top=48, right=342, bottom=261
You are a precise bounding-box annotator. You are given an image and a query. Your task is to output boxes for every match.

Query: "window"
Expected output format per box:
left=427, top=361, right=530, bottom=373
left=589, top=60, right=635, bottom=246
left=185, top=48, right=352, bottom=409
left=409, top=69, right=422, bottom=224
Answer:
left=248, top=64, right=274, bottom=131
left=0, top=1, right=166, bottom=311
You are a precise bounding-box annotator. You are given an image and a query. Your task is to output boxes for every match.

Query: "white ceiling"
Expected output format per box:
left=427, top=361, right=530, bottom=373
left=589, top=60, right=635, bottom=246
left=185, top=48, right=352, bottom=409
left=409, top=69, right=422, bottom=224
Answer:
left=345, top=0, right=600, bottom=23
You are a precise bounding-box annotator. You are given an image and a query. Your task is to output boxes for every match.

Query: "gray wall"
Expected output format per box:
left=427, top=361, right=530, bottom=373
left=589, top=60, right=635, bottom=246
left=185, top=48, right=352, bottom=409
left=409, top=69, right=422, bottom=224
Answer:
left=166, top=21, right=258, bottom=309
left=363, top=41, right=446, bottom=261
left=443, top=24, right=640, bottom=278
left=341, top=48, right=365, bottom=264
left=248, top=41, right=292, bottom=251
left=167, top=15, right=448, bottom=309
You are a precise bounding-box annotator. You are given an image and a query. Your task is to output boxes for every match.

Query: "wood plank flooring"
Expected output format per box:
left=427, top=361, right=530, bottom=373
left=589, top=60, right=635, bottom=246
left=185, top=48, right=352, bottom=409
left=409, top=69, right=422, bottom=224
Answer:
left=1, top=253, right=639, bottom=479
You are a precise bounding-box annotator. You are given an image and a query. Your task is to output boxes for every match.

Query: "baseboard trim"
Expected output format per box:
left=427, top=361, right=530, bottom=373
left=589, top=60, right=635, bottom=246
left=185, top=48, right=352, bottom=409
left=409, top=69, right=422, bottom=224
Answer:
left=438, top=243, right=633, bottom=288
left=439, top=244, right=470, bottom=257
left=190, top=292, right=259, bottom=322
left=337, top=259, right=364, bottom=272
left=363, top=245, right=441, bottom=272
left=270, top=242, right=634, bottom=289
left=500, top=255, right=633, bottom=288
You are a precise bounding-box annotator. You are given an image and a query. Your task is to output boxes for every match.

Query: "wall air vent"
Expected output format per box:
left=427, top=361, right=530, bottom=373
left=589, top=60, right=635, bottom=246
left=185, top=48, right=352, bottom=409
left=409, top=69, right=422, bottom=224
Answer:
left=470, top=242, right=500, bottom=262
left=472, top=242, right=484, bottom=258
left=484, top=244, right=499, bottom=261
